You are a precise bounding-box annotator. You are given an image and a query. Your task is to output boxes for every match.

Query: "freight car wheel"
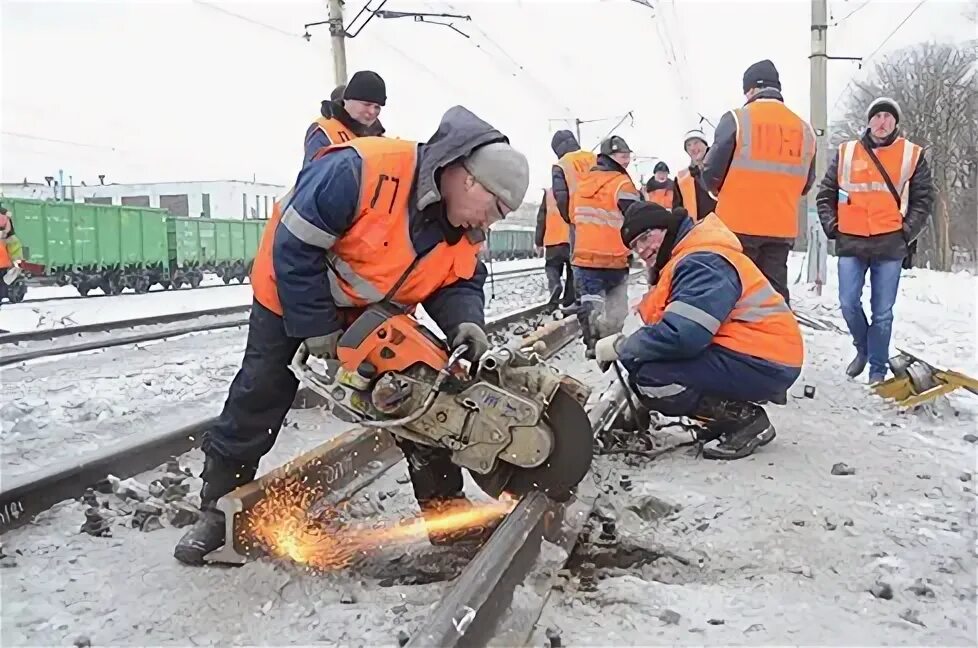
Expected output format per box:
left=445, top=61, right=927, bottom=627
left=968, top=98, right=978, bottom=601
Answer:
left=134, top=277, right=150, bottom=294
left=189, top=274, right=202, bottom=289
left=8, top=281, right=27, bottom=303
left=159, top=281, right=171, bottom=291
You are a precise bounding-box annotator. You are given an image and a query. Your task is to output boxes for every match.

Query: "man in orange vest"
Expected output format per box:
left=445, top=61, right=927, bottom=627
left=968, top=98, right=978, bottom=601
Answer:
left=702, top=59, right=817, bottom=305
left=570, top=135, right=641, bottom=358
left=550, top=130, right=596, bottom=224
left=302, top=71, right=387, bottom=166
left=673, top=129, right=716, bottom=221
left=594, top=202, right=803, bottom=460
left=816, top=97, right=932, bottom=383
left=174, top=106, right=530, bottom=565
left=534, top=188, right=575, bottom=308
left=643, top=161, right=674, bottom=208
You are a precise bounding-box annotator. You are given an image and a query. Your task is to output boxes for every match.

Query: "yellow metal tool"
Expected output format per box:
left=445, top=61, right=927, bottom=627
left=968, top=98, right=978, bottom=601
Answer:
left=873, top=349, right=978, bottom=408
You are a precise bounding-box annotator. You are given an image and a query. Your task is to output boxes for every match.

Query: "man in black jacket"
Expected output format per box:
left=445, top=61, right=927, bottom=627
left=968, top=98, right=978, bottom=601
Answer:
left=534, top=188, right=575, bottom=308
left=816, top=97, right=933, bottom=383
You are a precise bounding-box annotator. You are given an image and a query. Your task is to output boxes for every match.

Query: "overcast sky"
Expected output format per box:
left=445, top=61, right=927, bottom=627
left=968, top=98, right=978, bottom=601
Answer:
left=1, top=0, right=971, bottom=198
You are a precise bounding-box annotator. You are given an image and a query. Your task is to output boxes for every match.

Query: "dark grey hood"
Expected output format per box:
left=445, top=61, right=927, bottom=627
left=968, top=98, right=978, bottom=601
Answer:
left=416, top=106, right=508, bottom=211
left=551, top=129, right=580, bottom=158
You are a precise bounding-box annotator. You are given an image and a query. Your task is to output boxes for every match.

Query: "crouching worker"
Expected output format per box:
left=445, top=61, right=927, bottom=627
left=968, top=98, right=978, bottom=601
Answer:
left=174, top=106, right=530, bottom=565
left=594, top=203, right=804, bottom=460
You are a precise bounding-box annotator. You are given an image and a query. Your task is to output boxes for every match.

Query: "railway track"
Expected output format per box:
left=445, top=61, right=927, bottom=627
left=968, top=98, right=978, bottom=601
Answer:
left=15, top=265, right=546, bottom=305
left=0, top=267, right=551, bottom=366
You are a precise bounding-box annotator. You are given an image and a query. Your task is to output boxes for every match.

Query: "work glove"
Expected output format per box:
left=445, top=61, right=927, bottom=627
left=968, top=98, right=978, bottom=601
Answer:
left=595, top=334, right=625, bottom=363
left=449, top=322, right=490, bottom=364
left=305, top=330, right=343, bottom=360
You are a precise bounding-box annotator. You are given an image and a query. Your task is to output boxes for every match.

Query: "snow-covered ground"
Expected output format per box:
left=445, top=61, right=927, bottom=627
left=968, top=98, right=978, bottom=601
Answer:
left=2, top=257, right=975, bottom=646
left=1, top=259, right=546, bottom=333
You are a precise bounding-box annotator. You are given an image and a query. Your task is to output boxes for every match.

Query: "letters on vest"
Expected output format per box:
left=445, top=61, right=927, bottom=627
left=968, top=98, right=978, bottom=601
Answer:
left=636, top=214, right=803, bottom=367
left=543, top=189, right=569, bottom=246
left=571, top=170, right=633, bottom=269
left=676, top=170, right=699, bottom=220
left=557, top=150, right=597, bottom=195
left=714, top=100, right=815, bottom=239
left=315, top=117, right=355, bottom=146
left=251, top=138, right=481, bottom=316
left=836, top=137, right=921, bottom=237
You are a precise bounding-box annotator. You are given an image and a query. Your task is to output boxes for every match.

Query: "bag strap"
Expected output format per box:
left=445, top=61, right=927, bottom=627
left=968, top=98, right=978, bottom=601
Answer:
left=861, top=140, right=902, bottom=209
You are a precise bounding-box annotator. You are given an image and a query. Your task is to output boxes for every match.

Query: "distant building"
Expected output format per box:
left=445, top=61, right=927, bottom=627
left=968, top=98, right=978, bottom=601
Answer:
left=72, top=180, right=286, bottom=220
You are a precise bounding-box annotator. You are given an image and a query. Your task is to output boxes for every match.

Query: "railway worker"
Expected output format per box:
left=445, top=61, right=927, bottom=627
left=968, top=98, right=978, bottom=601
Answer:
left=551, top=130, right=597, bottom=227
left=701, top=59, right=817, bottom=305
left=570, top=135, right=641, bottom=358
left=816, top=97, right=933, bottom=384
left=643, top=161, right=674, bottom=208
left=534, top=188, right=575, bottom=309
left=673, top=129, right=716, bottom=222
left=594, top=202, right=803, bottom=460
left=174, top=106, right=530, bottom=565
left=302, top=70, right=387, bottom=166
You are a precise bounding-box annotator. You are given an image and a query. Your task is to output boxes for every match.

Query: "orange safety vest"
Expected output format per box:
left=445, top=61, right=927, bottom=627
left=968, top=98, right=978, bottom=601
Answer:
left=676, top=169, right=699, bottom=220
left=314, top=116, right=356, bottom=146
left=556, top=150, right=597, bottom=196
left=252, top=138, right=481, bottom=315
left=714, top=100, right=815, bottom=239
left=542, top=189, right=569, bottom=246
left=571, top=170, right=634, bottom=269
left=0, top=239, right=10, bottom=269
left=645, top=186, right=674, bottom=209
left=837, top=137, right=922, bottom=237
left=637, top=214, right=803, bottom=367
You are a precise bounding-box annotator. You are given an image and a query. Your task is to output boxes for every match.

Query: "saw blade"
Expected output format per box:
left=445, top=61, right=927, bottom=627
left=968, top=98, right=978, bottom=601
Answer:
left=471, top=386, right=593, bottom=503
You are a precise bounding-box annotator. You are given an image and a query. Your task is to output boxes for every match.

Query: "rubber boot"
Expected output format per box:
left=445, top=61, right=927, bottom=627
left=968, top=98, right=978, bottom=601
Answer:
left=695, top=399, right=776, bottom=460
left=846, top=352, right=868, bottom=378
left=173, top=455, right=256, bottom=566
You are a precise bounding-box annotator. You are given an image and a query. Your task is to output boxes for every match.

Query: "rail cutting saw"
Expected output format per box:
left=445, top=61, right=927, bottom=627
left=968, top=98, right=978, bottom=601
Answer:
left=289, top=304, right=594, bottom=501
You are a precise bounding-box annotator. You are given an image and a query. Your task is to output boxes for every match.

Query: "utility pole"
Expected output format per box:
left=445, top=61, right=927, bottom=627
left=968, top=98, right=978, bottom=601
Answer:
left=806, top=0, right=829, bottom=292
left=328, top=0, right=348, bottom=86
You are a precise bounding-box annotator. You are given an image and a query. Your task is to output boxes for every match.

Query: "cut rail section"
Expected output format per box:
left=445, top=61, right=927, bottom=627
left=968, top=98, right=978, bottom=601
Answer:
left=0, top=300, right=572, bottom=534
left=406, top=382, right=625, bottom=648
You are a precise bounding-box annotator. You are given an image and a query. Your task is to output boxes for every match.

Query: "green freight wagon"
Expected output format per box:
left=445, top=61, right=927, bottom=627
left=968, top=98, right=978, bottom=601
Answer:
left=486, top=225, right=536, bottom=261
left=168, top=217, right=267, bottom=286
left=1, top=197, right=169, bottom=295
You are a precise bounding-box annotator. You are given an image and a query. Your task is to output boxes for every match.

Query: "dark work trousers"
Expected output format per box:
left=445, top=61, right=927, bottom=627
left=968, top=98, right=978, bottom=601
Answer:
left=544, top=244, right=575, bottom=307
left=737, top=235, right=792, bottom=305
left=573, top=267, right=629, bottom=348
left=202, top=299, right=463, bottom=501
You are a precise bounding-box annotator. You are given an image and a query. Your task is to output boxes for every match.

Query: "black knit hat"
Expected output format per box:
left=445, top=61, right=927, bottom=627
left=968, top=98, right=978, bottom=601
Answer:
left=742, top=59, right=781, bottom=93
left=621, top=203, right=690, bottom=276
left=600, top=135, right=631, bottom=156
left=344, top=71, right=386, bottom=106
left=653, top=161, right=670, bottom=174
left=867, top=97, right=901, bottom=124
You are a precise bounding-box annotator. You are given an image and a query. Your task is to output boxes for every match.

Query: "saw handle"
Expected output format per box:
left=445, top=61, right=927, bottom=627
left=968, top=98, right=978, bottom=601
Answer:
left=288, top=342, right=340, bottom=400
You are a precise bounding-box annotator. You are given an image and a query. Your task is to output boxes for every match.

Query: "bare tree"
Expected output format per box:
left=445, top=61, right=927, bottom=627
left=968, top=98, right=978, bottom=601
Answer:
left=831, top=42, right=977, bottom=271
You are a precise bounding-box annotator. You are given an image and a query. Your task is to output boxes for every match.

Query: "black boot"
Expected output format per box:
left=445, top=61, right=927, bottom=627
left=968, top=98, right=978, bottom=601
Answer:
left=695, top=399, right=776, bottom=460
left=173, top=455, right=256, bottom=566
left=846, top=352, right=868, bottom=378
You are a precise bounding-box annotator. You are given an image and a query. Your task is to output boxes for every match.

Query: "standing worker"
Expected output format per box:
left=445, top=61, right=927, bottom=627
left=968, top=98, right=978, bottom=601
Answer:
left=550, top=130, right=596, bottom=224
left=595, top=202, right=803, bottom=459
left=702, top=59, right=817, bottom=304
left=570, top=135, right=641, bottom=358
left=302, top=71, right=387, bottom=166
left=643, top=161, right=674, bottom=208
left=174, top=106, right=530, bottom=565
left=673, top=129, right=716, bottom=221
left=816, top=97, right=932, bottom=383
left=534, top=188, right=575, bottom=310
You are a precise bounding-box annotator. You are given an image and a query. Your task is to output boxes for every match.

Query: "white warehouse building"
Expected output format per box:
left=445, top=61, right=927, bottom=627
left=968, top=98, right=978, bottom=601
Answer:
left=70, top=180, right=287, bottom=220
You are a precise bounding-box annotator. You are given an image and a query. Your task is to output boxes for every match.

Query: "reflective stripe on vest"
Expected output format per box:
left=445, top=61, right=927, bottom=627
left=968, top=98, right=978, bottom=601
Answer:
left=676, top=169, right=699, bottom=220
left=571, top=170, right=633, bottom=269
left=646, top=187, right=674, bottom=209
left=837, top=137, right=921, bottom=237
left=252, top=138, right=481, bottom=315
left=714, top=100, right=815, bottom=238
left=636, top=214, right=803, bottom=367
left=542, top=189, right=569, bottom=246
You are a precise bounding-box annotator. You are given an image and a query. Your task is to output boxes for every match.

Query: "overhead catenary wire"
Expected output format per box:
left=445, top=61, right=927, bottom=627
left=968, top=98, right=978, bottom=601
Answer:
left=832, top=0, right=872, bottom=26
left=191, top=0, right=304, bottom=38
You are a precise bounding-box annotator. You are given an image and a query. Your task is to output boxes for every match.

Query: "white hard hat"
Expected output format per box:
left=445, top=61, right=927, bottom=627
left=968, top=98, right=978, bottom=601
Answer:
left=683, top=129, right=709, bottom=147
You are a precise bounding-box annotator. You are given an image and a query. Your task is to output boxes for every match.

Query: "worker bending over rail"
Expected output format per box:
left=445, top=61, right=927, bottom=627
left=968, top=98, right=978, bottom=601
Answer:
left=595, top=203, right=804, bottom=460
left=174, top=106, right=529, bottom=566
